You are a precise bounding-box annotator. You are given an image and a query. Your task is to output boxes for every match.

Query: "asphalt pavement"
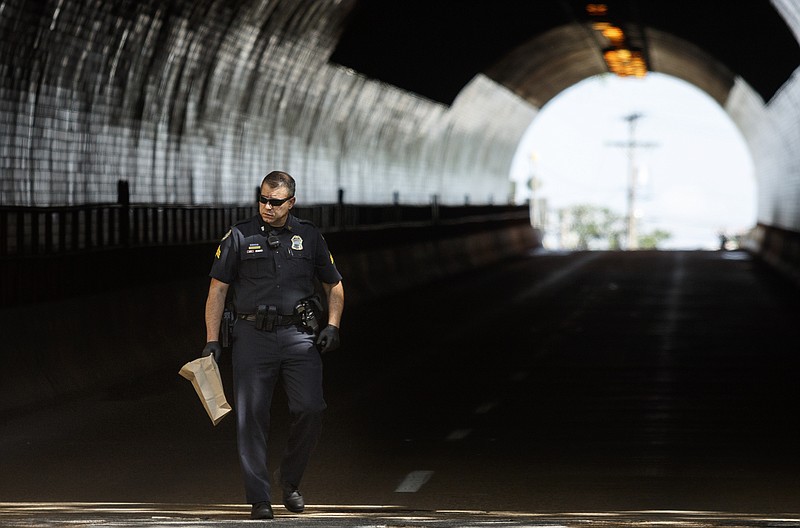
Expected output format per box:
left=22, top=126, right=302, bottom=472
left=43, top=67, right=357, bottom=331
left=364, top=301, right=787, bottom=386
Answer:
left=2, top=249, right=800, bottom=527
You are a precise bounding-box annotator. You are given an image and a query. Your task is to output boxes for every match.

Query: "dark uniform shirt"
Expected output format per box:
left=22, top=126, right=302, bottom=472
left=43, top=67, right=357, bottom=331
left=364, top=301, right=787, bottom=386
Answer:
left=210, top=214, right=342, bottom=315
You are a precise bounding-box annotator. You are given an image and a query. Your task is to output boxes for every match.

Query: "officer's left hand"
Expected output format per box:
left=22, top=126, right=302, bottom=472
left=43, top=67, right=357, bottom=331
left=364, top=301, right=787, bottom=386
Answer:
left=316, top=325, right=340, bottom=353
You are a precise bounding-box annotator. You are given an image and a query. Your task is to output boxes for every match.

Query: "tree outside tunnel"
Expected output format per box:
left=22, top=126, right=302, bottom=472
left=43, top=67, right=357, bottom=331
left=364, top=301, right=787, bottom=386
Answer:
left=557, top=203, right=671, bottom=250
left=510, top=72, right=756, bottom=250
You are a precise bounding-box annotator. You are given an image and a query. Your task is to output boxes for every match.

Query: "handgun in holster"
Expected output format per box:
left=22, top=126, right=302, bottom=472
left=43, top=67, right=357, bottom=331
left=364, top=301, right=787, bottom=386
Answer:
left=294, top=296, right=324, bottom=334
left=255, top=304, right=277, bottom=331
left=220, top=306, right=235, bottom=348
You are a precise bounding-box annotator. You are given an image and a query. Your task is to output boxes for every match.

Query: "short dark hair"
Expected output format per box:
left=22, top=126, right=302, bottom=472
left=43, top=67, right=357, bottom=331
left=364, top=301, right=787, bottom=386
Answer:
left=261, top=171, right=295, bottom=197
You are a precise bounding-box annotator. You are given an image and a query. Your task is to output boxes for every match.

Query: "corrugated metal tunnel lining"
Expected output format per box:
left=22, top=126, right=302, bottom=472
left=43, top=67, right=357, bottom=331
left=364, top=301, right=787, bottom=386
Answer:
left=0, top=0, right=533, bottom=207
left=484, top=25, right=737, bottom=109
left=2, top=0, right=800, bottom=244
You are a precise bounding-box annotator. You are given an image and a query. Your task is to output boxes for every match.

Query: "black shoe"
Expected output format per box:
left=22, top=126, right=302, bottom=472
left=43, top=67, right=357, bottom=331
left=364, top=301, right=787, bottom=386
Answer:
left=250, top=502, right=274, bottom=520
left=282, top=489, right=304, bottom=513
left=274, top=469, right=305, bottom=513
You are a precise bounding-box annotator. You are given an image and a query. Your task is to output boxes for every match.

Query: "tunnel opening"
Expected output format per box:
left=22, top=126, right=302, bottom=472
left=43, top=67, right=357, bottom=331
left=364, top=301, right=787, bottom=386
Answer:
left=510, top=72, right=756, bottom=251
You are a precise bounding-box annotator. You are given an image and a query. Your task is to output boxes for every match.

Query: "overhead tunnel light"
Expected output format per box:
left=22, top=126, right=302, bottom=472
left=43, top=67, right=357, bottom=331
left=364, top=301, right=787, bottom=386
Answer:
left=592, top=22, right=625, bottom=46
left=586, top=3, right=649, bottom=78
left=603, top=47, right=647, bottom=78
left=586, top=3, right=608, bottom=16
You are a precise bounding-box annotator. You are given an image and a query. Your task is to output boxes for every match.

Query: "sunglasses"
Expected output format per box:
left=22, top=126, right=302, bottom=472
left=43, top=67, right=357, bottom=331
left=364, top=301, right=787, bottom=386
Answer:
left=258, top=195, right=293, bottom=207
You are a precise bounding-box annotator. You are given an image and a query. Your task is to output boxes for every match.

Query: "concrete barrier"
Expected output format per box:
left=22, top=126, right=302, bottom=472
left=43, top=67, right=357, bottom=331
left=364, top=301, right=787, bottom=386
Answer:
left=743, top=223, right=800, bottom=287
left=0, top=221, right=540, bottom=414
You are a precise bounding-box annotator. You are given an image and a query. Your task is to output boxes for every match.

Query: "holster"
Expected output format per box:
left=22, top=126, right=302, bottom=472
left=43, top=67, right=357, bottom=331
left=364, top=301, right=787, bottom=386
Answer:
left=220, top=306, right=235, bottom=348
left=294, top=295, right=324, bottom=334
left=255, top=305, right=277, bottom=332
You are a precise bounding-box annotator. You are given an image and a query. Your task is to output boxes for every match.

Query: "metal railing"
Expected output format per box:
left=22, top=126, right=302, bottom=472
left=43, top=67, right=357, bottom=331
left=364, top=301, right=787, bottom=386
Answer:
left=0, top=202, right=530, bottom=258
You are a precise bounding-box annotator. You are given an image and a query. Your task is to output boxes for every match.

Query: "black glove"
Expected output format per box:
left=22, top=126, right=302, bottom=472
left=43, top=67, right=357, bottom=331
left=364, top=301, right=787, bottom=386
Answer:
left=316, top=325, right=340, bottom=354
left=202, top=341, right=223, bottom=363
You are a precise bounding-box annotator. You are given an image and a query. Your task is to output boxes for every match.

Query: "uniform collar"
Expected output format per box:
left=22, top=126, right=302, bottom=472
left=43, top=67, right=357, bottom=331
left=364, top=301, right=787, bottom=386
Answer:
left=259, top=214, right=297, bottom=233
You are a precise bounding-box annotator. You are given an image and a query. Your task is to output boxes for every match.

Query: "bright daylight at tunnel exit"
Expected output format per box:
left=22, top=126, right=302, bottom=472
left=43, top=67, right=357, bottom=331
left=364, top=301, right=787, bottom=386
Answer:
left=510, top=72, right=756, bottom=251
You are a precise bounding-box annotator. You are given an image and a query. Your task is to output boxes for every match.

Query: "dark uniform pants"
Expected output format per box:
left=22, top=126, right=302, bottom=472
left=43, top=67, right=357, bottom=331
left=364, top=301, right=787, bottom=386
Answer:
left=232, top=321, right=326, bottom=504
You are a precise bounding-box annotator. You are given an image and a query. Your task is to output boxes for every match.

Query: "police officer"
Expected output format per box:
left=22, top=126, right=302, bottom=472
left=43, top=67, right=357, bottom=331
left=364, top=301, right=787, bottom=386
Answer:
left=202, top=171, right=344, bottom=520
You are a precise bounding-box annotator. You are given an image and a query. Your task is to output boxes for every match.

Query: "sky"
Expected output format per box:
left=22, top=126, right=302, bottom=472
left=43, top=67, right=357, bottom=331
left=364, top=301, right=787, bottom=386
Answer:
left=509, top=72, right=756, bottom=250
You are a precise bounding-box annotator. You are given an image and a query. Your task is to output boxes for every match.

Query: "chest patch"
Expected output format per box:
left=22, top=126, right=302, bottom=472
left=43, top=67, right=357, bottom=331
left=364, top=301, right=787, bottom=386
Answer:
left=291, top=235, right=304, bottom=251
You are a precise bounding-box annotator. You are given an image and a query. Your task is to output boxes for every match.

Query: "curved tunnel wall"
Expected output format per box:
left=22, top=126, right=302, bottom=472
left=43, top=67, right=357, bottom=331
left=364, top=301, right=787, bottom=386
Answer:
left=5, top=0, right=800, bottom=236
left=721, top=0, right=800, bottom=234
left=4, top=0, right=800, bottom=273
left=719, top=0, right=800, bottom=279
left=0, top=0, right=534, bottom=207
left=482, top=1, right=800, bottom=278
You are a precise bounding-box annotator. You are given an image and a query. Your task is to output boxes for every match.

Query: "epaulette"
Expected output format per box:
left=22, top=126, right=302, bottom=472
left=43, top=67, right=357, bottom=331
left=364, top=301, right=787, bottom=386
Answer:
left=296, top=217, right=317, bottom=227
left=226, top=216, right=260, bottom=237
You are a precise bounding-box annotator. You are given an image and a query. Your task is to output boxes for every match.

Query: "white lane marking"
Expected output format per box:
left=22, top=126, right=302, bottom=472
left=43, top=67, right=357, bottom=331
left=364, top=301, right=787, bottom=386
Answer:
left=513, top=252, right=603, bottom=303
left=474, top=401, right=498, bottom=414
left=445, top=428, right=472, bottom=441
left=394, top=470, right=434, bottom=493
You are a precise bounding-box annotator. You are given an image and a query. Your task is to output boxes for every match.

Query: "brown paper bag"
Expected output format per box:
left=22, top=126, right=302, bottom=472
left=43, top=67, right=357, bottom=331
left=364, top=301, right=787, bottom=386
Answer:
left=179, top=355, right=232, bottom=425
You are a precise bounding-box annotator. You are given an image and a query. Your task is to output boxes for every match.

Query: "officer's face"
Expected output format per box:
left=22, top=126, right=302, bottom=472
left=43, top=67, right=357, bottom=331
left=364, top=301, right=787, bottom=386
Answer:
left=259, top=184, right=295, bottom=228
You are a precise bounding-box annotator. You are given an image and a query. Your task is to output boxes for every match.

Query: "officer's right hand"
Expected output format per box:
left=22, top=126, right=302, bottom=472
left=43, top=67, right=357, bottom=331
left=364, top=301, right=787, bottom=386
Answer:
left=202, top=341, right=223, bottom=363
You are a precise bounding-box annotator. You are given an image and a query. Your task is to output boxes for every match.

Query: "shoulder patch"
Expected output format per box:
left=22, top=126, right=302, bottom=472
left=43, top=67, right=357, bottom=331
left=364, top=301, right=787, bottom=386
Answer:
left=220, top=229, right=231, bottom=242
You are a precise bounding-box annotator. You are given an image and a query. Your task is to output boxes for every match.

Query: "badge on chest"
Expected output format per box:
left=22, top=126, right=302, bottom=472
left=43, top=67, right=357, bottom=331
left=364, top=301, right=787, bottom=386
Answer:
left=291, top=235, right=303, bottom=251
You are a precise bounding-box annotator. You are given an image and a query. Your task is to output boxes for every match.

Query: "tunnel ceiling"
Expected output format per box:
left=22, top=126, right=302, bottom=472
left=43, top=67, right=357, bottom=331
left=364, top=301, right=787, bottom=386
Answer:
left=330, top=0, right=800, bottom=107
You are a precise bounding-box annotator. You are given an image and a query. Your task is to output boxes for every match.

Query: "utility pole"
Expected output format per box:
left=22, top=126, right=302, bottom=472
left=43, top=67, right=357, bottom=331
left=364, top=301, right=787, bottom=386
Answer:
left=607, top=113, right=657, bottom=250
left=528, top=151, right=542, bottom=228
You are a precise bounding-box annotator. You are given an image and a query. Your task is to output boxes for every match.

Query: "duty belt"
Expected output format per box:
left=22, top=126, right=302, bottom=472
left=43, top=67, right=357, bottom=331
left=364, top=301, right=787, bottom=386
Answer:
left=238, top=313, right=302, bottom=325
